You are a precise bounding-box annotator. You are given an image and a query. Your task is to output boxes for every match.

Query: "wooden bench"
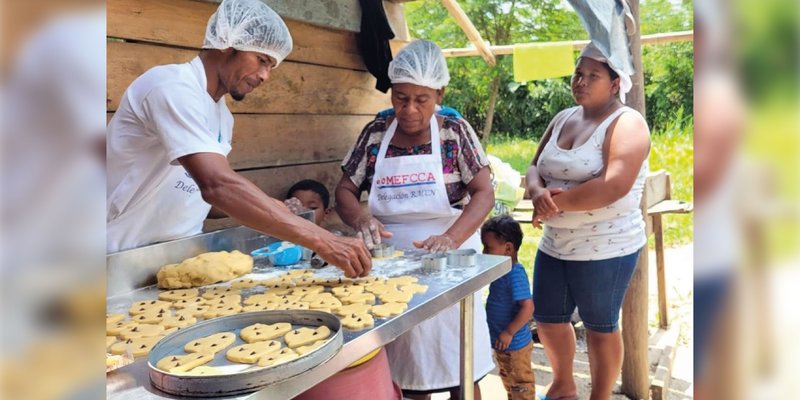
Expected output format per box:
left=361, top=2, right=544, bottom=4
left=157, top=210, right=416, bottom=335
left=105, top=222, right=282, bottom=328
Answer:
left=511, top=170, right=692, bottom=328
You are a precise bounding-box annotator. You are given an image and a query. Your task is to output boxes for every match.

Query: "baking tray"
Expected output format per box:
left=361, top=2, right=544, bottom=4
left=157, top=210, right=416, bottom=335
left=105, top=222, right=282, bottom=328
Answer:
left=147, top=310, right=342, bottom=397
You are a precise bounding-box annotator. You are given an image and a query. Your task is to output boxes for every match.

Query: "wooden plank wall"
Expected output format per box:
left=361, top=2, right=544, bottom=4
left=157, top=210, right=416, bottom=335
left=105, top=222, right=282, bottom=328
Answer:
left=107, top=0, right=391, bottom=231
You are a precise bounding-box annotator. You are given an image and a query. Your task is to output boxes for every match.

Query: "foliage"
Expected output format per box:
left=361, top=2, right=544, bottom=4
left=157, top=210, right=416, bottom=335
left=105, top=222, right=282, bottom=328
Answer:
left=403, top=0, right=694, bottom=139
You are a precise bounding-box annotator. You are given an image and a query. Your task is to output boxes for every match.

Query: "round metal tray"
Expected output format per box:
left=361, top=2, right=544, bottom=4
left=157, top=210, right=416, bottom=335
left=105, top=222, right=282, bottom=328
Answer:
left=147, top=310, right=342, bottom=397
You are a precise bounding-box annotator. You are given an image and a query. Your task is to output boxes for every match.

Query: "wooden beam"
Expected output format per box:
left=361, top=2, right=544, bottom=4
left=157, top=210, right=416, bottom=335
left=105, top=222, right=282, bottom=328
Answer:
left=441, top=30, right=693, bottom=58
left=107, top=41, right=390, bottom=114
left=621, top=1, right=650, bottom=397
left=440, top=0, right=496, bottom=66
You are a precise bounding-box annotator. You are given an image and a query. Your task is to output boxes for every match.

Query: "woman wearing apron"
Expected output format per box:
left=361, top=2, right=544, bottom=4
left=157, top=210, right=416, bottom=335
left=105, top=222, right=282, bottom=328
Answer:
left=336, top=40, right=495, bottom=399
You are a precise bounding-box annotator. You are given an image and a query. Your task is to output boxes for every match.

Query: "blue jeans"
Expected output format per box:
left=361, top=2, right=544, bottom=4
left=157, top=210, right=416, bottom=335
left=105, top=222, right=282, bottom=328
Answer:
left=532, top=249, right=641, bottom=333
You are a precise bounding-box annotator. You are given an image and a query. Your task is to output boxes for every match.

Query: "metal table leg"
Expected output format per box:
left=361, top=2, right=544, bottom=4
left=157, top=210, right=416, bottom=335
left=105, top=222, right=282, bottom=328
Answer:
left=460, top=293, right=474, bottom=400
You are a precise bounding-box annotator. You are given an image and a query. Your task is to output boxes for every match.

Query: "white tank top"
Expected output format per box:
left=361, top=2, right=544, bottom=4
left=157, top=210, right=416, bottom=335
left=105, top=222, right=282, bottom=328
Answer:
left=536, top=106, right=648, bottom=261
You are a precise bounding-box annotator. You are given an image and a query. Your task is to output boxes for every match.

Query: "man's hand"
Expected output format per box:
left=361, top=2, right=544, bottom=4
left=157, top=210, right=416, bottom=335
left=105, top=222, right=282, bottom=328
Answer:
left=494, top=330, right=513, bottom=351
left=315, top=235, right=372, bottom=278
left=412, top=234, right=456, bottom=253
left=354, top=214, right=392, bottom=249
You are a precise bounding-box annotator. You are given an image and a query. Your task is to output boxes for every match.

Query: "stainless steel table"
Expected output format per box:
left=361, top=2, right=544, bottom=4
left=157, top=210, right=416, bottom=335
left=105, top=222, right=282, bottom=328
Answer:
left=107, top=227, right=511, bottom=400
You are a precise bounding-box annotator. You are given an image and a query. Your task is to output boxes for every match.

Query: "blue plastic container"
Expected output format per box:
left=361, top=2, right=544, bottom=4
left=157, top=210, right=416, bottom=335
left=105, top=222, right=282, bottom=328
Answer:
left=250, top=241, right=303, bottom=266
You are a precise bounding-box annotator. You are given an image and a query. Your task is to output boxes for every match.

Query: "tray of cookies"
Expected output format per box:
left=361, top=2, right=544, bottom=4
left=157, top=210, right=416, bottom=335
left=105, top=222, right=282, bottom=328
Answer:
left=146, top=310, right=342, bottom=397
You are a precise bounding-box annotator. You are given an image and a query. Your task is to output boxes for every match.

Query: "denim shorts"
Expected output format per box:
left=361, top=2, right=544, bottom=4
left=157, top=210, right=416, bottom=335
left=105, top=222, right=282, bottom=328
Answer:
left=532, top=249, right=641, bottom=333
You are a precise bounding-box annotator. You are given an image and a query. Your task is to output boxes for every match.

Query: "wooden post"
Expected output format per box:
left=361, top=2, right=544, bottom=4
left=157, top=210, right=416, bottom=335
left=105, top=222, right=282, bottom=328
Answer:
left=654, top=214, right=668, bottom=329
left=621, top=2, right=650, bottom=398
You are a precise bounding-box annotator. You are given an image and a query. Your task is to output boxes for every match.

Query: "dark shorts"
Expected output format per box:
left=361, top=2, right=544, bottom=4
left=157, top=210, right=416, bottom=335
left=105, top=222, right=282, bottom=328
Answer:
left=532, top=249, right=641, bottom=333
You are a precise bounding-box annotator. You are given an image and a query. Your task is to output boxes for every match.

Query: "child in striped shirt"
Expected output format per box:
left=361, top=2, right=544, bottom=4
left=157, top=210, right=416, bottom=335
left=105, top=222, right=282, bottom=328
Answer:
left=482, top=215, right=536, bottom=400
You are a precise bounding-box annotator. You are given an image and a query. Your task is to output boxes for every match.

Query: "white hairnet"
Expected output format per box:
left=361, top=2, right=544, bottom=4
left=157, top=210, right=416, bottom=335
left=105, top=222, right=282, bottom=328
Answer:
left=579, top=42, right=632, bottom=103
left=203, top=0, right=293, bottom=67
left=388, top=40, right=450, bottom=90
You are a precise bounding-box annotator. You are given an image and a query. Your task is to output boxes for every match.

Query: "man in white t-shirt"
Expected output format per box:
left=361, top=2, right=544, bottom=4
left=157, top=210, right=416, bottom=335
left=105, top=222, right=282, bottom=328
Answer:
left=107, top=0, right=371, bottom=277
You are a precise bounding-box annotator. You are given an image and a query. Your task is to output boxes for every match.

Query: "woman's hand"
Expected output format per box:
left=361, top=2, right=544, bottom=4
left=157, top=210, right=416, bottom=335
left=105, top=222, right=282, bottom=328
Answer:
left=531, top=187, right=563, bottom=228
left=354, top=214, right=393, bottom=249
left=412, top=234, right=456, bottom=253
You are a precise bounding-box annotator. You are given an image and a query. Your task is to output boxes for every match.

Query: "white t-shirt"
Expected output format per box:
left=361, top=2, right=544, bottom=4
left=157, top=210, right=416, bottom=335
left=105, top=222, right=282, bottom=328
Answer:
left=536, top=106, right=648, bottom=261
left=107, top=57, right=233, bottom=253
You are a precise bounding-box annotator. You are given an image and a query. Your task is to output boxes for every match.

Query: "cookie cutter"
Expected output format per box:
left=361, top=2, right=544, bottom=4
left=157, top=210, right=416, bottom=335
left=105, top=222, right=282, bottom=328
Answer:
left=370, top=243, right=394, bottom=258
left=421, top=254, right=447, bottom=271
left=446, top=249, right=477, bottom=267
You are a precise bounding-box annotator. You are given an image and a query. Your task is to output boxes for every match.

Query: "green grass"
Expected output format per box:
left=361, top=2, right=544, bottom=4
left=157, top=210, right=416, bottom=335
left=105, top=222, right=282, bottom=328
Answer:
left=486, top=123, right=694, bottom=273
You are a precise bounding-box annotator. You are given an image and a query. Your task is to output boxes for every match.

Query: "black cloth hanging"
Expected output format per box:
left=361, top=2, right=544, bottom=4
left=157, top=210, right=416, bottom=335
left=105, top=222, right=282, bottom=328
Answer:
left=357, top=0, right=395, bottom=93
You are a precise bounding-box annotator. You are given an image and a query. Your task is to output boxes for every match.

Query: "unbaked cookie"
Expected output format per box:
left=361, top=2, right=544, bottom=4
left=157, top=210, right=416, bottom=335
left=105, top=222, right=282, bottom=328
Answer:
left=110, top=336, right=163, bottom=357
left=184, top=332, right=236, bottom=354
left=156, top=352, right=214, bottom=373
left=174, top=305, right=210, bottom=318
left=295, top=340, right=327, bottom=355
left=331, top=285, right=364, bottom=297
left=300, top=292, right=337, bottom=303
left=307, top=297, right=342, bottom=311
left=107, top=320, right=138, bottom=336
left=172, top=297, right=207, bottom=308
left=364, top=283, right=397, bottom=295
left=128, top=300, right=172, bottom=315
left=371, top=302, right=407, bottom=318
left=291, top=285, right=325, bottom=296
left=159, top=314, right=197, bottom=329
left=226, top=340, right=282, bottom=364
left=386, top=276, right=418, bottom=286
left=335, top=303, right=372, bottom=317
left=378, top=290, right=413, bottom=304
left=399, top=283, right=429, bottom=294
left=119, top=323, right=165, bottom=339
left=284, top=326, right=331, bottom=348
left=202, top=303, right=243, bottom=319
left=231, top=278, right=261, bottom=289
left=201, top=287, right=240, bottom=300
left=257, top=348, right=298, bottom=367
left=339, top=292, right=376, bottom=305
left=131, top=308, right=171, bottom=324
left=204, top=294, right=242, bottom=306
left=158, top=288, right=200, bottom=301
left=241, top=322, right=292, bottom=343
left=340, top=313, right=374, bottom=330
left=106, top=313, right=126, bottom=325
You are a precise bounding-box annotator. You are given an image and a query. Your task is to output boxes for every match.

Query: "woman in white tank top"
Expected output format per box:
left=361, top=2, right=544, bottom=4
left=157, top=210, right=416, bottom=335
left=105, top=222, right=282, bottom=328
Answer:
left=525, top=43, right=651, bottom=400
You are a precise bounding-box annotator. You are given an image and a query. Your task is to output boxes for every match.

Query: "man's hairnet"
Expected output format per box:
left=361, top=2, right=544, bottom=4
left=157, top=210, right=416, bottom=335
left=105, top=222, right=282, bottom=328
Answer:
left=203, top=0, right=293, bottom=67
left=579, top=42, right=632, bottom=103
left=388, top=40, right=450, bottom=90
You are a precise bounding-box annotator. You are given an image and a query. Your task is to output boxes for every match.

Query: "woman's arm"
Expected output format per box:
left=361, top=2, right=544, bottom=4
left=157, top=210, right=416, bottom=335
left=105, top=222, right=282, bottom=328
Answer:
left=552, top=112, right=651, bottom=212
left=412, top=166, right=494, bottom=252
left=526, top=111, right=567, bottom=227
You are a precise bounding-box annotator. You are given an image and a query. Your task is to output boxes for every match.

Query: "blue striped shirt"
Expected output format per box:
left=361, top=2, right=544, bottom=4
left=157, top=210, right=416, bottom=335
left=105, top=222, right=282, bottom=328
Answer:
left=486, top=263, right=532, bottom=352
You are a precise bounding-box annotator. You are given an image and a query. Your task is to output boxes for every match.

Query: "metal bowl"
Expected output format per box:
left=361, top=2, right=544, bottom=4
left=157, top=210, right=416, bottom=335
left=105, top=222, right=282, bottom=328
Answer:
left=446, top=249, right=477, bottom=267
left=147, top=310, right=342, bottom=397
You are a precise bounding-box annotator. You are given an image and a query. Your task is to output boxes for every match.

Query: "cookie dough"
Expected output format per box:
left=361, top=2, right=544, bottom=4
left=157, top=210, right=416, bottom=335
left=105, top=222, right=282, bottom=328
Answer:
left=131, top=308, right=171, bottom=324
left=172, top=297, right=207, bottom=308
left=399, top=283, right=429, bottom=294
left=107, top=320, right=138, bottom=336
left=307, top=297, right=342, bottom=312
left=106, top=314, right=125, bottom=325
left=184, top=332, right=236, bottom=354
left=119, top=323, right=165, bottom=339
left=174, top=305, right=209, bottom=318
left=226, top=341, right=282, bottom=364
left=295, top=340, right=326, bottom=355
left=231, top=278, right=261, bottom=289
left=339, top=292, right=376, bottom=305
left=202, top=303, right=243, bottom=319
left=157, top=250, right=253, bottom=289
left=331, top=285, right=364, bottom=297
left=159, top=314, right=197, bottom=329
left=364, top=283, right=397, bottom=295
left=128, top=300, right=171, bottom=315
left=386, top=276, right=418, bottom=286
left=204, top=294, right=242, bottom=306
left=241, top=322, right=293, bottom=343
left=201, top=287, right=241, bottom=299
left=291, top=285, right=325, bottom=296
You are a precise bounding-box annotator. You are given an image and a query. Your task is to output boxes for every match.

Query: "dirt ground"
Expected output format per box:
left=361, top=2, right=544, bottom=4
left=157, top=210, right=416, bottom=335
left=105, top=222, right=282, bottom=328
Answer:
left=430, top=245, right=695, bottom=400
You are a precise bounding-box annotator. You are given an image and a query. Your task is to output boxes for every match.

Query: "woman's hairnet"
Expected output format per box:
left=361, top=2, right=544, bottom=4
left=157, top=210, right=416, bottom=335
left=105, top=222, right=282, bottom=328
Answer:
left=578, top=42, right=632, bottom=103
left=203, top=0, right=293, bottom=67
left=388, top=40, right=450, bottom=90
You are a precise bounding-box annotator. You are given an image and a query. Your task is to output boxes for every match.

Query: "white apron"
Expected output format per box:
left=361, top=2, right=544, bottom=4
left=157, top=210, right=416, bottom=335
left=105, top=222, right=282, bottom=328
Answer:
left=370, top=117, right=494, bottom=390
